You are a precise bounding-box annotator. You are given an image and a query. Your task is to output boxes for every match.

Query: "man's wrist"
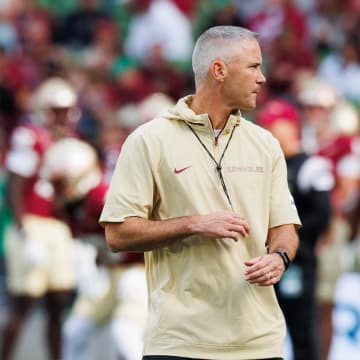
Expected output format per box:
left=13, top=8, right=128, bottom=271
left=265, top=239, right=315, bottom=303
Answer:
left=271, top=248, right=291, bottom=270
left=187, top=215, right=201, bottom=235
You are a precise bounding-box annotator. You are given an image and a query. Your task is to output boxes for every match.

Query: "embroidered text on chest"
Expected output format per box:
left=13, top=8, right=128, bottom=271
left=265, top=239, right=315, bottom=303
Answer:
left=225, top=165, right=264, bottom=173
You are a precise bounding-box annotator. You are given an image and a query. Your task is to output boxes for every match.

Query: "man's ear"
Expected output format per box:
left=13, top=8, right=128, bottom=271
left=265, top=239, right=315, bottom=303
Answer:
left=210, top=60, right=227, bottom=83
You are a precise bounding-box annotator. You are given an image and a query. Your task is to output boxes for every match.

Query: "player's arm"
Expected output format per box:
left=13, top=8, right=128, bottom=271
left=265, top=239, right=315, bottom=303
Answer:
left=5, top=126, right=39, bottom=229
left=103, top=211, right=250, bottom=252
left=7, top=172, right=28, bottom=229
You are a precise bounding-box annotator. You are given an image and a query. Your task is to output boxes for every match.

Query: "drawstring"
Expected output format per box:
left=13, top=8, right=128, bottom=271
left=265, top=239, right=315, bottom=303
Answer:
left=186, top=123, right=236, bottom=208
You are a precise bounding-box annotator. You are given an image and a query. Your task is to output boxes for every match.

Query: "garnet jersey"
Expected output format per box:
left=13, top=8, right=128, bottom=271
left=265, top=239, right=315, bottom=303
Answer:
left=67, top=179, right=109, bottom=236
left=66, top=178, right=143, bottom=266
left=5, top=124, right=55, bottom=217
left=316, top=135, right=355, bottom=168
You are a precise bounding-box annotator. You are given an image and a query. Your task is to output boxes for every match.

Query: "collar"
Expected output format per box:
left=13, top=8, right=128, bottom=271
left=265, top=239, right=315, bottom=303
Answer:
left=179, top=95, right=242, bottom=135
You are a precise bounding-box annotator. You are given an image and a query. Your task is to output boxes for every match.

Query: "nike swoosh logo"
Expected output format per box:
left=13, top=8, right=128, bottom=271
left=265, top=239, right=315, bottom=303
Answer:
left=174, top=166, right=191, bottom=174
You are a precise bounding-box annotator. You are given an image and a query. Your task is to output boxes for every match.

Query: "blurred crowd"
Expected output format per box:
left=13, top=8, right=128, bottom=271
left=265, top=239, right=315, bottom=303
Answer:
left=0, top=0, right=359, bottom=359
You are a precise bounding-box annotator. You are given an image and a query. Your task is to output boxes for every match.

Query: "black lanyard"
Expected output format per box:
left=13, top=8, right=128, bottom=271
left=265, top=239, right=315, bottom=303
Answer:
left=186, top=123, right=236, bottom=208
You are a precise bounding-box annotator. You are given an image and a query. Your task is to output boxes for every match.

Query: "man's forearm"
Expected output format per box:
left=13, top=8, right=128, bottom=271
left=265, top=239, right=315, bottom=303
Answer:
left=103, top=211, right=250, bottom=252
left=104, top=216, right=196, bottom=252
left=266, top=224, right=299, bottom=262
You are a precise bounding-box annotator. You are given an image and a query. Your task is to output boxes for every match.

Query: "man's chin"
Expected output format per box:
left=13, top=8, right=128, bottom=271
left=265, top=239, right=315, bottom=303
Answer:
left=240, top=102, right=257, bottom=111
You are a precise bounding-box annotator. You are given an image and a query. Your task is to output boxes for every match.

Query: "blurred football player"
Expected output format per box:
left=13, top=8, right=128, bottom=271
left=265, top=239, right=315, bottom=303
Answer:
left=296, top=75, right=360, bottom=360
left=257, top=98, right=334, bottom=360
left=1, top=77, right=79, bottom=360
left=40, top=138, right=147, bottom=360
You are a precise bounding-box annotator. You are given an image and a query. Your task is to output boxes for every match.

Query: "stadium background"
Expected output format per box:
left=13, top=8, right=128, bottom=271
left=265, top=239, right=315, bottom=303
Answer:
left=0, top=0, right=359, bottom=359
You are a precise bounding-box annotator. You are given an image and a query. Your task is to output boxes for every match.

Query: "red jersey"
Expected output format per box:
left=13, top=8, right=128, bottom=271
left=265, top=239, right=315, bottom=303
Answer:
left=5, top=124, right=55, bottom=217
left=316, top=135, right=355, bottom=168
left=68, top=178, right=143, bottom=266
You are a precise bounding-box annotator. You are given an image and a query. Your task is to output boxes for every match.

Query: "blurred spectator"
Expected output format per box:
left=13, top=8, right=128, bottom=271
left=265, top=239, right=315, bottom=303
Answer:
left=111, top=56, right=156, bottom=104
left=79, top=18, right=122, bottom=74
left=0, top=0, right=56, bottom=92
left=245, top=0, right=310, bottom=51
left=304, top=0, right=341, bottom=62
left=266, top=27, right=315, bottom=96
left=295, top=74, right=339, bottom=155
left=0, top=14, right=18, bottom=53
left=124, top=0, right=193, bottom=65
left=1, top=77, right=79, bottom=360
left=235, top=0, right=266, bottom=20
left=336, top=0, right=360, bottom=46
left=32, top=0, right=79, bottom=16
left=65, top=65, right=120, bottom=145
left=6, top=0, right=55, bottom=60
left=171, top=0, right=195, bottom=17
left=110, top=53, right=188, bottom=106
left=318, top=35, right=360, bottom=106
left=245, top=0, right=315, bottom=100
left=55, top=0, right=111, bottom=48
left=257, top=98, right=334, bottom=360
left=197, top=1, right=245, bottom=32
left=141, top=51, right=190, bottom=99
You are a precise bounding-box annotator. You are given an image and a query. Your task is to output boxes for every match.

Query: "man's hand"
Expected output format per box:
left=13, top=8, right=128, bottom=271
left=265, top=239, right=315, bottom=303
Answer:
left=244, top=253, right=285, bottom=286
left=191, top=211, right=250, bottom=240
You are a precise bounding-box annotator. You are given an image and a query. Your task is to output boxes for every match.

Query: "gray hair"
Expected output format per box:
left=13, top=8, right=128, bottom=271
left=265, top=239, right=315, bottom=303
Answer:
left=192, top=26, right=258, bottom=87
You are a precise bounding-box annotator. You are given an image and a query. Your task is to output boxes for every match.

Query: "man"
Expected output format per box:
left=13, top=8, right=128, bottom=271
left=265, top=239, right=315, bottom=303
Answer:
left=40, top=137, right=147, bottom=360
left=2, top=77, right=78, bottom=360
left=296, top=75, right=359, bottom=360
left=256, top=98, right=334, bottom=360
left=100, top=26, right=301, bottom=360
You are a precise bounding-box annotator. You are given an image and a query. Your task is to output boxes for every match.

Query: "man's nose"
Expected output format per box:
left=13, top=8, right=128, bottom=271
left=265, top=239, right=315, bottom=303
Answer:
left=257, top=69, right=266, bottom=84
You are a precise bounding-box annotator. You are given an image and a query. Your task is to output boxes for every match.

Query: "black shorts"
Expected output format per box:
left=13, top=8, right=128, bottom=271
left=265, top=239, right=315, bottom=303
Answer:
left=143, top=356, right=283, bottom=360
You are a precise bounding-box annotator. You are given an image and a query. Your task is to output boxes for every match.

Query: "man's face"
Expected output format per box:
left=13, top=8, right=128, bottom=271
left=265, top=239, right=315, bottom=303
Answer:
left=222, top=39, right=266, bottom=111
